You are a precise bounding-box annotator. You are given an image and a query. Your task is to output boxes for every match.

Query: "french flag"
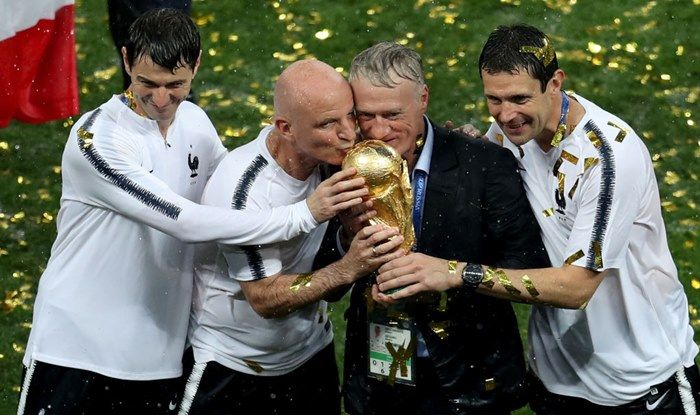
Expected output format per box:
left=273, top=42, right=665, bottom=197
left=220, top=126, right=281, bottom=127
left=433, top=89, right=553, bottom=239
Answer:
left=0, top=0, right=79, bottom=128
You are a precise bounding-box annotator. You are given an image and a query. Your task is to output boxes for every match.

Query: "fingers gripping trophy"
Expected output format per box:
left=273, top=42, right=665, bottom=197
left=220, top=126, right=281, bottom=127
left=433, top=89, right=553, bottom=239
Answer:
left=342, top=140, right=415, bottom=252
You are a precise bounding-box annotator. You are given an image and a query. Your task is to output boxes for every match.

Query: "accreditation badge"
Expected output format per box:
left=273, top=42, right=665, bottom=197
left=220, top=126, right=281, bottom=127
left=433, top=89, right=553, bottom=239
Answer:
left=367, top=317, right=417, bottom=386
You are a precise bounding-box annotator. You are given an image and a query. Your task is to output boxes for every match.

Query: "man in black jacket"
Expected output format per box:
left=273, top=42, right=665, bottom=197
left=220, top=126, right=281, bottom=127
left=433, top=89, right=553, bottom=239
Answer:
left=326, top=42, right=550, bottom=414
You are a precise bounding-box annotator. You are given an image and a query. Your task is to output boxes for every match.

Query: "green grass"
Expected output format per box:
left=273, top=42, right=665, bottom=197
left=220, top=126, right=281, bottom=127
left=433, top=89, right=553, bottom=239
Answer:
left=1, top=0, right=698, bottom=413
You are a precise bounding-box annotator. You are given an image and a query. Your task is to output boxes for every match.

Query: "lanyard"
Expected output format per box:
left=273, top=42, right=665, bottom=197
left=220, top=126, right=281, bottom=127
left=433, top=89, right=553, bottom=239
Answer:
left=411, top=169, right=428, bottom=246
left=550, top=91, right=570, bottom=147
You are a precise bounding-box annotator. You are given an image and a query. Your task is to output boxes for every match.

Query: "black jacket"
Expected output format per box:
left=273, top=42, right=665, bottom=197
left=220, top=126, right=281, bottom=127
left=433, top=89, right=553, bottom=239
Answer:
left=317, top=123, right=550, bottom=414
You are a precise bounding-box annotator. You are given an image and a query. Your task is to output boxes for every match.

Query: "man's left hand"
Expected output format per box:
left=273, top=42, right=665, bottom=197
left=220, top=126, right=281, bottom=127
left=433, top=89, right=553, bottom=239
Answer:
left=374, top=253, right=462, bottom=302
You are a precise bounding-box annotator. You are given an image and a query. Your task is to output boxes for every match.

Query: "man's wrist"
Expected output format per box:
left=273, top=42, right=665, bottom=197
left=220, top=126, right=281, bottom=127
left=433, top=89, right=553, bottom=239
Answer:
left=460, top=262, right=484, bottom=293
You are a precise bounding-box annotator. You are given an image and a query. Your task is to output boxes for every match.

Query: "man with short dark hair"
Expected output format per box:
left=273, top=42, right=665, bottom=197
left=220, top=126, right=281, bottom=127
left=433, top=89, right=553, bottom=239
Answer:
left=108, top=0, right=192, bottom=91
left=333, top=41, right=550, bottom=415
left=17, top=9, right=364, bottom=414
left=377, top=24, right=700, bottom=413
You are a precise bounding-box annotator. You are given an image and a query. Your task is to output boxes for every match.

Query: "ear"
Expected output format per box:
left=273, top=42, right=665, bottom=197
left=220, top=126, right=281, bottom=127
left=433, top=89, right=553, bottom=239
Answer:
left=549, top=69, right=566, bottom=94
left=274, top=116, right=292, bottom=139
left=121, top=46, right=131, bottom=76
left=191, top=50, right=202, bottom=77
left=419, top=84, right=429, bottom=114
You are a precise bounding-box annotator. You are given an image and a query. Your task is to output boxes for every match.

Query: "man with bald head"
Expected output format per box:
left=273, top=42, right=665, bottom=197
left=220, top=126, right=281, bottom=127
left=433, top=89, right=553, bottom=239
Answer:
left=178, top=60, right=405, bottom=415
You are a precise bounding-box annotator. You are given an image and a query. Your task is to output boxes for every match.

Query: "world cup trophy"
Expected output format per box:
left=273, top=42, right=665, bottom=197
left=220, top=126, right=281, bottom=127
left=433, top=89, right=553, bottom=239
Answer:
left=342, top=140, right=415, bottom=252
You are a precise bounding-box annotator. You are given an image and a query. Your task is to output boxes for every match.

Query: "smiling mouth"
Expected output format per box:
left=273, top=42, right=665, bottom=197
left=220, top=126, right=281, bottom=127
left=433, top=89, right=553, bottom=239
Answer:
left=505, top=121, right=525, bottom=130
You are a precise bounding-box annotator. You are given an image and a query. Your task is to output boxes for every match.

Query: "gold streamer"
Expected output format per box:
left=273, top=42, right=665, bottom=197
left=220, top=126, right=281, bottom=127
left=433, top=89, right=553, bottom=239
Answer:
left=592, top=241, right=603, bottom=269
left=438, top=292, right=448, bottom=312
left=519, top=38, right=556, bottom=66
left=415, top=134, right=425, bottom=150
left=586, top=130, right=602, bottom=149
left=565, top=250, right=585, bottom=265
left=584, top=157, right=599, bottom=172
left=550, top=122, right=566, bottom=147
left=557, top=172, right=566, bottom=195
left=243, top=359, right=264, bottom=373
left=568, top=178, right=580, bottom=199
left=578, top=300, right=589, bottom=310
left=447, top=260, right=458, bottom=274
left=552, top=157, right=564, bottom=176
left=542, top=208, right=554, bottom=217
left=488, top=267, right=521, bottom=296
left=77, top=128, right=94, bottom=148
left=560, top=150, right=579, bottom=165
left=482, top=267, right=496, bottom=289
left=386, top=337, right=416, bottom=386
left=495, top=133, right=504, bottom=146
left=428, top=320, right=451, bottom=340
left=607, top=121, right=628, bottom=143
left=290, top=273, right=312, bottom=292
left=386, top=310, right=411, bottom=322
left=521, top=275, right=540, bottom=298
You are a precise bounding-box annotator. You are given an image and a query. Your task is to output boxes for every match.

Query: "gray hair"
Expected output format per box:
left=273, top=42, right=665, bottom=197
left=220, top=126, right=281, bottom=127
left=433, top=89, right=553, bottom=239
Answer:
left=349, top=42, right=425, bottom=88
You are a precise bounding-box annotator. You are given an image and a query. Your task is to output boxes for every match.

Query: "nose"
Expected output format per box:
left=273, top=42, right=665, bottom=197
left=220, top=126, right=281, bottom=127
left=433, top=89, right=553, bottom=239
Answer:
left=152, top=87, right=170, bottom=107
left=364, top=118, right=391, bottom=141
left=497, top=102, right=517, bottom=124
left=338, top=115, right=356, bottom=144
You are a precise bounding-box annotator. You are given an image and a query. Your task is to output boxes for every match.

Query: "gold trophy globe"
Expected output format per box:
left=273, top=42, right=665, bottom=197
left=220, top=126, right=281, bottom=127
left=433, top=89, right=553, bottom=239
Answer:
left=342, top=140, right=415, bottom=252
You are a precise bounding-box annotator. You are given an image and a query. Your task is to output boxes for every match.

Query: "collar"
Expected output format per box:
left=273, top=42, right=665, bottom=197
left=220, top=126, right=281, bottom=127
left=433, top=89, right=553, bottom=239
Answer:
left=412, top=115, right=434, bottom=177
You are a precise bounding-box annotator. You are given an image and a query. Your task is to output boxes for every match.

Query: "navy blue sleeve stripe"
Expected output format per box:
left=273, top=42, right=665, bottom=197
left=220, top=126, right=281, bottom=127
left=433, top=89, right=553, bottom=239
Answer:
left=232, top=155, right=268, bottom=210
left=231, top=154, right=269, bottom=280
left=76, top=109, right=182, bottom=220
left=583, top=120, right=615, bottom=270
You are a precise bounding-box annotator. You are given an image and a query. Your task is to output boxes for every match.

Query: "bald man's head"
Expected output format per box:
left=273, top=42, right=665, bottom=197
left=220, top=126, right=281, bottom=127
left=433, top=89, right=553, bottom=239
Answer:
left=274, top=60, right=347, bottom=120
left=271, top=59, right=356, bottom=168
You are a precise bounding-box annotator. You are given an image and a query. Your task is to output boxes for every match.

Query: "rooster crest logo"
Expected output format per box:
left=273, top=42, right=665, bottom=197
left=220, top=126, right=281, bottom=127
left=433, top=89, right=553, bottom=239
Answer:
left=188, top=146, right=199, bottom=178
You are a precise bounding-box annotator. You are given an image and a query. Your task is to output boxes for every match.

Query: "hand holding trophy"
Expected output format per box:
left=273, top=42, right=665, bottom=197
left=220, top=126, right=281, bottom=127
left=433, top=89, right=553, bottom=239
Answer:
left=341, top=140, right=415, bottom=253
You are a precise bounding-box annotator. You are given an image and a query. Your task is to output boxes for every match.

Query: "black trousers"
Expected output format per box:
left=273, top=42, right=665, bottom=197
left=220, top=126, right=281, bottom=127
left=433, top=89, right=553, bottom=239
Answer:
left=107, top=0, right=192, bottom=90
left=529, top=365, right=700, bottom=415
left=180, top=343, right=341, bottom=415
left=17, top=360, right=185, bottom=414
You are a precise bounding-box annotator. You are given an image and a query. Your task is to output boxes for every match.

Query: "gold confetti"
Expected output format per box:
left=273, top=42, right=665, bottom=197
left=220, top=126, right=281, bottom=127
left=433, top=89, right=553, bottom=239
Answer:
left=691, top=279, right=700, bottom=289
left=584, top=157, right=599, bottom=172
left=486, top=267, right=521, bottom=296
left=93, top=66, right=118, bottom=81
left=607, top=121, right=628, bottom=142
left=520, top=38, right=556, bottom=66
left=568, top=178, right=579, bottom=199
left=587, top=42, right=603, bottom=54
left=521, top=275, right=540, bottom=298
left=243, top=359, right=264, bottom=373
left=552, top=156, right=564, bottom=176
left=586, top=129, right=602, bottom=148
left=664, top=171, right=680, bottom=185
left=543, top=208, right=554, bottom=217
left=591, top=241, right=603, bottom=269
left=485, top=378, right=496, bottom=391
left=565, top=250, right=585, bottom=265
left=495, top=134, right=504, bottom=146
left=560, top=150, right=579, bottom=165
left=481, top=267, right=495, bottom=289
left=314, top=29, right=331, bottom=40
left=290, top=273, right=312, bottom=292
left=428, top=321, right=451, bottom=339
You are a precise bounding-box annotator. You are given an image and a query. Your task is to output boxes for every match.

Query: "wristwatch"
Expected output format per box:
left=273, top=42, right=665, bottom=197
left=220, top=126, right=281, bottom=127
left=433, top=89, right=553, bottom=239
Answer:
left=461, top=263, right=484, bottom=292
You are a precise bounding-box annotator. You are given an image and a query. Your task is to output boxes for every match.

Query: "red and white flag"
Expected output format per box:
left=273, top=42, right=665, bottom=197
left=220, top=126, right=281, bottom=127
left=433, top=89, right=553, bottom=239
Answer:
left=0, top=0, right=79, bottom=128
